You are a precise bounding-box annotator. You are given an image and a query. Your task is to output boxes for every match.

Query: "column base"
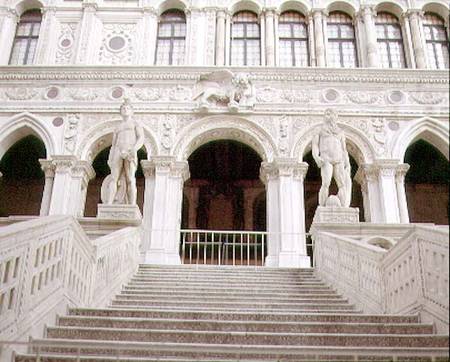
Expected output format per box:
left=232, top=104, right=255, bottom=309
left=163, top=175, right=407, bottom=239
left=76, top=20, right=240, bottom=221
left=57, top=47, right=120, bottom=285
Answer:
left=312, top=206, right=360, bottom=224
left=97, top=204, right=142, bottom=220
left=265, top=254, right=311, bottom=268
left=144, top=249, right=181, bottom=265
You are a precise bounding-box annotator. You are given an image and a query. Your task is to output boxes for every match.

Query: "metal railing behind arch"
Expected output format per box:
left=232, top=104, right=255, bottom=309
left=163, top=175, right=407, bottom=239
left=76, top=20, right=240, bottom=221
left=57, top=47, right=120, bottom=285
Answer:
left=180, top=229, right=268, bottom=266
left=179, top=230, right=314, bottom=267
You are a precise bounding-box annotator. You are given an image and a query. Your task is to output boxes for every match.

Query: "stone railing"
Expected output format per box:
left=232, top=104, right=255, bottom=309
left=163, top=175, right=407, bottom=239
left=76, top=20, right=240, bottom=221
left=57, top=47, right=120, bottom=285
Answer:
left=382, top=225, right=449, bottom=332
left=313, top=225, right=449, bottom=333
left=0, top=216, right=141, bottom=355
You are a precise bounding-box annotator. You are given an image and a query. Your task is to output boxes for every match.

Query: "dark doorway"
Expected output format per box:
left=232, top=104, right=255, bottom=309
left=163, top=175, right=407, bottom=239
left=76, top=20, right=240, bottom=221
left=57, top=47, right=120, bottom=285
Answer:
left=405, top=140, right=449, bottom=224
left=0, top=135, right=46, bottom=216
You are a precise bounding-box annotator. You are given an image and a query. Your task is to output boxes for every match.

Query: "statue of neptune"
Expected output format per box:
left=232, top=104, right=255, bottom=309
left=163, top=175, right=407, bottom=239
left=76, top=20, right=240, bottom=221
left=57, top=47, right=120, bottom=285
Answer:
left=106, top=99, right=144, bottom=205
left=312, top=109, right=352, bottom=208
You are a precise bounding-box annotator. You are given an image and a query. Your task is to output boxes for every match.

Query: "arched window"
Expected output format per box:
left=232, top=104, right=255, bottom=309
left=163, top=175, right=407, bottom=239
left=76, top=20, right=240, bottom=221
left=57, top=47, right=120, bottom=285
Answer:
left=9, top=10, right=42, bottom=65
left=375, top=12, right=406, bottom=68
left=278, top=11, right=309, bottom=66
left=155, top=10, right=186, bottom=65
left=326, top=12, right=358, bottom=68
left=423, top=13, right=449, bottom=69
left=231, top=11, right=261, bottom=66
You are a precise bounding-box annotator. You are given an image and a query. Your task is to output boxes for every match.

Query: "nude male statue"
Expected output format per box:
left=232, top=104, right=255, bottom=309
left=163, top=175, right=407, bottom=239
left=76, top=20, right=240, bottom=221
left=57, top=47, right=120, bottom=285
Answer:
left=312, top=109, right=352, bottom=208
left=107, top=99, right=144, bottom=205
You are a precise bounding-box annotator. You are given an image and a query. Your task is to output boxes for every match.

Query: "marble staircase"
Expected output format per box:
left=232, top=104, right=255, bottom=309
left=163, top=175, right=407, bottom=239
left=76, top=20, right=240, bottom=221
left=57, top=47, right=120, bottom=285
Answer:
left=14, top=265, right=449, bottom=361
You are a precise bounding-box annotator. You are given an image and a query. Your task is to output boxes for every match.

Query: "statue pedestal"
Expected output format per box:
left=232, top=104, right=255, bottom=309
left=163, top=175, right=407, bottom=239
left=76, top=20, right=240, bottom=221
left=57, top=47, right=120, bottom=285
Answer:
left=97, top=204, right=142, bottom=221
left=312, top=206, right=359, bottom=224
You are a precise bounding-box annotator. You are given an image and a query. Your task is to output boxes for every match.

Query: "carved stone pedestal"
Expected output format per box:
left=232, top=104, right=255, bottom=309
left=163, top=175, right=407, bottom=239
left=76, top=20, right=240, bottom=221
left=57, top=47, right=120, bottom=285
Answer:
left=312, top=206, right=360, bottom=224
left=97, top=204, right=142, bottom=220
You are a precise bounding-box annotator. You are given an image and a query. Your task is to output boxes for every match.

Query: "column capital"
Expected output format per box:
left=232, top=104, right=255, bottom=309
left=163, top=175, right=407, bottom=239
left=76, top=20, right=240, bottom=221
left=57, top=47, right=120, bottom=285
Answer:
left=39, top=159, right=56, bottom=177
left=263, top=7, right=279, bottom=16
left=141, top=157, right=190, bottom=181
left=50, top=155, right=79, bottom=173
left=363, top=159, right=402, bottom=179
left=405, top=9, right=424, bottom=19
left=42, top=6, right=57, bottom=15
left=311, top=8, right=328, bottom=17
left=357, top=5, right=377, bottom=20
left=395, top=163, right=410, bottom=182
left=216, top=8, right=228, bottom=18
left=72, top=160, right=96, bottom=182
left=1, top=7, right=18, bottom=21
left=260, top=158, right=308, bottom=183
left=82, top=1, right=98, bottom=12
left=142, top=6, right=158, bottom=16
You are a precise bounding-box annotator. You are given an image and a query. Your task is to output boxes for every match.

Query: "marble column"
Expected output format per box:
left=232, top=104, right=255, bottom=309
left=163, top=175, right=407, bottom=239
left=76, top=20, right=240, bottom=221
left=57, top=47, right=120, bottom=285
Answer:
left=359, top=6, right=378, bottom=67
left=260, top=158, right=310, bottom=268
left=71, top=161, right=95, bottom=217
left=312, top=9, right=326, bottom=67
left=407, top=10, right=427, bottom=69
left=363, top=160, right=402, bottom=223
left=48, top=156, right=78, bottom=215
left=0, top=9, right=18, bottom=65
left=307, top=13, right=316, bottom=66
left=264, top=8, right=277, bottom=66
left=395, top=163, right=410, bottom=224
left=354, top=167, right=371, bottom=222
left=140, top=6, right=158, bottom=65
left=215, top=9, right=226, bottom=65
left=39, top=159, right=55, bottom=216
left=141, top=157, right=190, bottom=265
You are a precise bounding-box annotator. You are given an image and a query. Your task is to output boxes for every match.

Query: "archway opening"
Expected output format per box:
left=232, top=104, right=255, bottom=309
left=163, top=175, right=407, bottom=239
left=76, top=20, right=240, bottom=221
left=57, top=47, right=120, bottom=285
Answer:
left=404, top=140, right=449, bottom=224
left=0, top=135, right=46, bottom=216
left=183, top=140, right=265, bottom=230
left=84, top=146, right=147, bottom=217
left=304, top=151, right=364, bottom=230
left=181, top=140, right=266, bottom=265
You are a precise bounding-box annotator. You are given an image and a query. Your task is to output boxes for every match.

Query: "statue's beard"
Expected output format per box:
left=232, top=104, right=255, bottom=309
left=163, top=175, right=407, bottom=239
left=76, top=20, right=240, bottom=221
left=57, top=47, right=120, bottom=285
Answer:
left=326, top=121, right=339, bottom=134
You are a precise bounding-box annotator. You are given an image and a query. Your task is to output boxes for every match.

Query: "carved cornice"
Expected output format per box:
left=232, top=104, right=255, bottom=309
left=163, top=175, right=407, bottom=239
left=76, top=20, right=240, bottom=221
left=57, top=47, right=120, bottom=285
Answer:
left=0, top=67, right=447, bottom=85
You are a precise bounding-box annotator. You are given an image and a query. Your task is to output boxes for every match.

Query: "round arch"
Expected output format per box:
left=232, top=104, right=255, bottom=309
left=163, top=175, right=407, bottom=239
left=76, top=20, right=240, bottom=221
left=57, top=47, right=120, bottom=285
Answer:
left=155, top=0, right=188, bottom=15
left=229, top=0, right=263, bottom=15
left=13, top=0, right=44, bottom=16
left=292, top=122, right=376, bottom=166
left=422, top=2, right=449, bottom=26
left=375, top=1, right=406, bottom=18
left=325, top=0, right=358, bottom=17
left=173, top=116, right=277, bottom=163
left=278, top=0, right=310, bottom=16
left=0, top=113, right=56, bottom=160
left=392, top=117, right=449, bottom=162
left=77, top=120, right=159, bottom=162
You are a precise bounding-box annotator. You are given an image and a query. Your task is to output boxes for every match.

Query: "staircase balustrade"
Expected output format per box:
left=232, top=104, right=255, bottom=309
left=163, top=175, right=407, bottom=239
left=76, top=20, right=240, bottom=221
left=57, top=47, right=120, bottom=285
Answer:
left=313, top=225, right=449, bottom=333
left=0, top=216, right=141, bottom=357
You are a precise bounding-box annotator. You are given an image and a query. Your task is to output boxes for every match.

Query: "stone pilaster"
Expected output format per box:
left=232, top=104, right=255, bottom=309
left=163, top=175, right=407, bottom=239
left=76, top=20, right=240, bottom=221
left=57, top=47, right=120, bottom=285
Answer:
left=35, top=7, right=58, bottom=64
left=141, top=157, right=190, bottom=265
left=140, top=6, right=158, bottom=65
left=264, top=8, right=277, bottom=66
left=75, top=1, right=100, bottom=64
left=71, top=161, right=95, bottom=217
left=358, top=6, right=378, bottom=67
left=0, top=8, right=18, bottom=65
left=48, top=156, right=78, bottom=215
left=215, top=9, right=227, bottom=65
left=311, top=9, right=326, bottom=67
left=407, top=10, right=427, bottom=69
left=260, top=158, right=310, bottom=268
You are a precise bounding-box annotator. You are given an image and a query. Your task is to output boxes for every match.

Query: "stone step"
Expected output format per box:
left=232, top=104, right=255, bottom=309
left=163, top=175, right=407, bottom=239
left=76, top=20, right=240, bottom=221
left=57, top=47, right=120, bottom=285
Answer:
left=130, top=276, right=326, bottom=286
left=57, top=316, right=435, bottom=335
left=69, top=308, right=417, bottom=324
left=138, top=265, right=311, bottom=273
left=18, top=340, right=450, bottom=361
left=44, top=327, right=450, bottom=347
left=110, top=299, right=356, bottom=312
left=114, top=293, right=348, bottom=305
left=134, top=271, right=319, bottom=279
left=120, top=289, right=344, bottom=299
left=124, top=284, right=334, bottom=293
left=127, top=280, right=329, bottom=288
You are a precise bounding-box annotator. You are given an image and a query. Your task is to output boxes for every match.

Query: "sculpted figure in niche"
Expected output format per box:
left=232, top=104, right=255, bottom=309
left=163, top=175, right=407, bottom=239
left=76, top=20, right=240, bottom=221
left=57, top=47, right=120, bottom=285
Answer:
left=312, top=109, right=352, bottom=208
left=104, top=98, right=144, bottom=205
left=193, top=70, right=255, bottom=112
